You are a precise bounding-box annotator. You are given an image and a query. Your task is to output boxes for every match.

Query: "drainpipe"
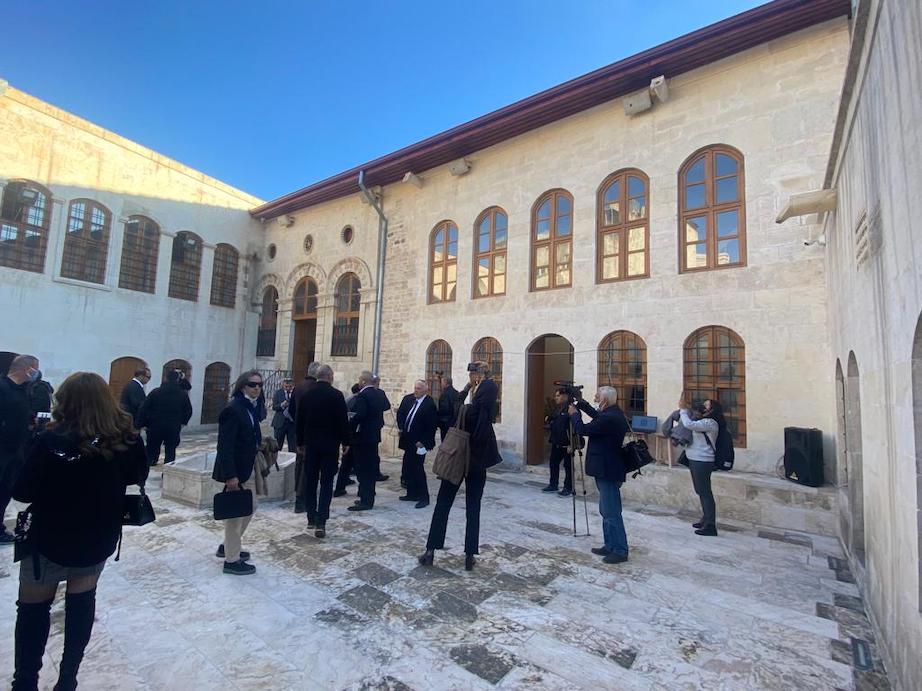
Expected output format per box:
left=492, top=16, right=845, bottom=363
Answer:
left=358, top=170, right=388, bottom=374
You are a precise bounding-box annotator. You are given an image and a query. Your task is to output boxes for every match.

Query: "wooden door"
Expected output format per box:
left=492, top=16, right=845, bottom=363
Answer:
left=201, top=362, right=231, bottom=424
left=291, top=319, right=316, bottom=379
left=526, top=338, right=547, bottom=465
left=109, top=356, right=146, bottom=400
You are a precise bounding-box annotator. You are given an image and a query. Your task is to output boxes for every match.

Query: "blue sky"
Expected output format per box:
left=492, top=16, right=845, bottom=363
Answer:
left=1, top=1, right=764, bottom=201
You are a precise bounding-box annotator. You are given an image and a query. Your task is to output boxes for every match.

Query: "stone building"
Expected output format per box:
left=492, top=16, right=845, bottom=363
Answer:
left=1, top=0, right=920, bottom=686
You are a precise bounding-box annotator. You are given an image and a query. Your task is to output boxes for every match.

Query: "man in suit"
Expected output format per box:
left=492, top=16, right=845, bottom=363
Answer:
left=271, top=378, right=296, bottom=452
left=348, top=371, right=387, bottom=511
left=0, top=354, right=39, bottom=544
left=119, top=366, right=150, bottom=428
left=436, top=375, right=459, bottom=442
left=291, top=362, right=321, bottom=514
left=137, top=369, right=193, bottom=466
left=396, top=380, right=438, bottom=508
left=371, top=374, right=391, bottom=482
left=296, top=365, right=349, bottom=537
left=333, top=383, right=361, bottom=497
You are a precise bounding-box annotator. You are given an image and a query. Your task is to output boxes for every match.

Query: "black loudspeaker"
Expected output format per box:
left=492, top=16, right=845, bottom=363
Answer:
left=783, top=427, right=824, bottom=487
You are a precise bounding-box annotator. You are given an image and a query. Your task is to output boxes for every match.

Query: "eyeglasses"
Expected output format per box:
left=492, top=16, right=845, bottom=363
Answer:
left=245, top=381, right=263, bottom=388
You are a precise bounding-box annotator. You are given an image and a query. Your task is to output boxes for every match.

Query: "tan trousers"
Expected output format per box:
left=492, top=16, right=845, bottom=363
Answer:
left=223, top=490, right=257, bottom=563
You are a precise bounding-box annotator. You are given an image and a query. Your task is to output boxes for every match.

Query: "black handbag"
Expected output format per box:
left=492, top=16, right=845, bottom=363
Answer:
left=622, top=415, right=655, bottom=478
left=122, top=487, right=156, bottom=526
left=13, top=507, right=35, bottom=564
left=213, top=488, right=253, bottom=521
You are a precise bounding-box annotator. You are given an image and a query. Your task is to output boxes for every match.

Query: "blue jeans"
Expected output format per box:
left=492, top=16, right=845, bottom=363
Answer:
left=596, top=478, right=628, bottom=556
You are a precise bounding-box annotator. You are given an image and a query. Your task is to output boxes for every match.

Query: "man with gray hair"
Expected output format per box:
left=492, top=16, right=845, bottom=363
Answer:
left=0, top=354, right=40, bottom=543
left=291, top=361, right=322, bottom=514
left=348, top=370, right=388, bottom=511
left=395, top=380, right=438, bottom=508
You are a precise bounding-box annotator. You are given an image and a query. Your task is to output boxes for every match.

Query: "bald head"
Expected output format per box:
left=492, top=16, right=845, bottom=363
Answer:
left=7, top=354, right=39, bottom=385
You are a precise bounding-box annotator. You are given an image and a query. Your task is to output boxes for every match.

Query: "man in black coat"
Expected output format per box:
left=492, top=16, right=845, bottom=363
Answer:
left=296, top=365, right=349, bottom=536
left=542, top=387, right=574, bottom=496
left=333, top=383, right=361, bottom=497
left=0, top=354, right=39, bottom=543
left=348, top=371, right=387, bottom=511
left=137, top=370, right=193, bottom=466
left=119, top=366, right=150, bottom=428
left=436, top=375, right=459, bottom=442
left=570, top=387, right=630, bottom=564
left=291, top=362, right=320, bottom=514
left=271, top=378, right=296, bottom=452
left=371, top=375, right=391, bottom=482
left=396, top=380, right=438, bottom=508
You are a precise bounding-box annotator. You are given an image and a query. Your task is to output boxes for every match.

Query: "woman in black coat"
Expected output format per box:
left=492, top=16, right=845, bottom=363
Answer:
left=11, top=372, right=147, bottom=691
left=419, top=361, right=501, bottom=571
left=212, top=370, right=263, bottom=575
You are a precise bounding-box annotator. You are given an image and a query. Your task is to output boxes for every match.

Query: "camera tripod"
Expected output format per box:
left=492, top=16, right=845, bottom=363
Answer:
left=567, top=414, right=591, bottom=537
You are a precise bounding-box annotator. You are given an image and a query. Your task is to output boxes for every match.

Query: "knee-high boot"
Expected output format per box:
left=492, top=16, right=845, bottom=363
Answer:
left=12, top=598, right=54, bottom=691
left=53, top=589, right=96, bottom=691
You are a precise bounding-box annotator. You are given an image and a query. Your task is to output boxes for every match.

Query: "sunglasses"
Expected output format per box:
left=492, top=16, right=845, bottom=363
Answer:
left=244, top=381, right=263, bottom=388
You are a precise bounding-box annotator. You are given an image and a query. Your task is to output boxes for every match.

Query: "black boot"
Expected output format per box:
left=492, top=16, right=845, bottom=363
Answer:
left=54, top=589, right=96, bottom=691
left=12, top=599, right=53, bottom=691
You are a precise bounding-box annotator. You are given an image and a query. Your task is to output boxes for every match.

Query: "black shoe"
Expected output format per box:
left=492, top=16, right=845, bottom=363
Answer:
left=0, top=531, right=14, bottom=544
left=215, top=544, right=250, bottom=561
left=415, top=500, right=430, bottom=509
left=541, top=485, right=558, bottom=493
left=695, top=527, right=718, bottom=536
left=223, top=560, right=256, bottom=575
left=376, top=474, right=389, bottom=482
left=398, top=495, right=418, bottom=502
left=333, top=489, right=347, bottom=497
left=603, top=553, right=629, bottom=564
left=558, top=487, right=574, bottom=497
left=348, top=503, right=373, bottom=512
left=418, top=550, right=434, bottom=566
left=294, top=502, right=306, bottom=515
left=465, top=554, right=476, bottom=571
left=591, top=546, right=611, bottom=556
left=693, top=522, right=704, bottom=529
left=314, top=525, right=326, bottom=539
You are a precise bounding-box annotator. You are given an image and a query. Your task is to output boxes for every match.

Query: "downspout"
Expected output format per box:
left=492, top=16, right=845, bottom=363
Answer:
left=358, top=170, right=388, bottom=374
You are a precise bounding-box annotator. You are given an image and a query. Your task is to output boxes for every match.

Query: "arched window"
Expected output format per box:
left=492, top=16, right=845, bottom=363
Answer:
left=473, top=207, right=507, bottom=298
left=201, top=362, right=231, bottom=424
left=0, top=179, right=52, bottom=273
left=531, top=189, right=573, bottom=291
left=425, top=340, right=453, bottom=401
left=471, top=337, right=503, bottom=422
left=683, top=326, right=746, bottom=446
left=598, top=331, right=647, bottom=417
left=256, top=286, right=279, bottom=357
left=119, top=215, right=160, bottom=293
left=162, top=358, right=192, bottom=385
left=108, top=356, right=147, bottom=400
left=429, top=221, right=458, bottom=303
left=210, top=243, right=239, bottom=307
left=332, top=273, right=361, bottom=357
left=293, top=277, right=319, bottom=318
left=168, top=231, right=203, bottom=301
left=60, top=199, right=112, bottom=284
left=597, top=170, right=649, bottom=282
left=679, top=145, right=746, bottom=272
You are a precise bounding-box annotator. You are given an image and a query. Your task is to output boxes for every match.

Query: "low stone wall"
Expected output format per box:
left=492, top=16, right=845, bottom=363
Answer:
left=162, top=451, right=297, bottom=508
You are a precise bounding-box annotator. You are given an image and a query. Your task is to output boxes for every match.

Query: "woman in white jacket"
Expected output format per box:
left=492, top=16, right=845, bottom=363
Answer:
left=678, top=398, right=724, bottom=536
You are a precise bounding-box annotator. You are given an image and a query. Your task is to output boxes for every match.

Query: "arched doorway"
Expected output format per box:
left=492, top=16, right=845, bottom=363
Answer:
left=0, top=351, right=17, bottom=377
left=834, top=360, right=847, bottom=487
left=109, top=356, right=147, bottom=400
left=846, top=352, right=865, bottom=565
left=911, top=315, right=922, bottom=609
left=162, top=359, right=192, bottom=385
left=201, top=362, right=231, bottom=424
left=291, top=277, right=318, bottom=377
left=525, top=334, right=574, bottom=465
left=425, top=340, right=452, bottom=402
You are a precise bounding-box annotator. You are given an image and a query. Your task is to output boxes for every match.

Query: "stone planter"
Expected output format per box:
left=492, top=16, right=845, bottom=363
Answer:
left=162, top=451, right=297, bottom=508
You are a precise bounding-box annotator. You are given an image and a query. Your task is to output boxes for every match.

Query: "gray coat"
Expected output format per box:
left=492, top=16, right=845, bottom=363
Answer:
left=662, top=410, right=692, bottom=447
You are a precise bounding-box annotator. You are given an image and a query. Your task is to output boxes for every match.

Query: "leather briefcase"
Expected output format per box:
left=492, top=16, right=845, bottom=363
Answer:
left=213, top=488, right=254, bottom=521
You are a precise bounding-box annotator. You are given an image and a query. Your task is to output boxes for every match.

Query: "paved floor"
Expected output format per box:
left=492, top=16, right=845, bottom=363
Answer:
left=1, top=440, right=891, bottom=690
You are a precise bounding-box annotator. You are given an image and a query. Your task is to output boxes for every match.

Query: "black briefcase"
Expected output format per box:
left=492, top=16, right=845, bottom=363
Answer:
left=213, top=488, right=253, bottom=521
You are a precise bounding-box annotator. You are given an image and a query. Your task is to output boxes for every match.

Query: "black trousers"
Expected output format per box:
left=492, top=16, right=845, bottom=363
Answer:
left=426, top=463, right=487, bottom=555
left=438, top=424, right=449, bottom=443
left=403, top=447, right=429, bottom=501
left=352, top=443, right=377, bottom=507
left=304, top=450, right=338, bottom=524
left=548, top=445, right=573, bottom=490
left=145, top=427, right=179, bottom=466
left=335, top=448, right=354, bottom=493
left=274, top=422, right=296, bottom=453
left=689, top=461, right=716, bottom=528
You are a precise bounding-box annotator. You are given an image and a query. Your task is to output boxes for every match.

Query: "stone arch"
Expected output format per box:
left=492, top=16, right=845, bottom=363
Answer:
left=285, top=262, right=327, bottom=297
left=846, top=351, right=865, bottom=564
left=326, top=256, right=373, bottom=292
left=254, top=272, right=284, bottom=303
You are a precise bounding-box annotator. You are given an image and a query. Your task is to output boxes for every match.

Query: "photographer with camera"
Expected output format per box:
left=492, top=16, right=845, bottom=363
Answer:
left=569, top=386, right=630, bottom=564
left=541, top=386, right=574, bottom=497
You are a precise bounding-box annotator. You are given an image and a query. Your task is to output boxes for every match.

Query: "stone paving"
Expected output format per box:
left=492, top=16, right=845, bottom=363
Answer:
left=0, top=435, right=892, bottom=690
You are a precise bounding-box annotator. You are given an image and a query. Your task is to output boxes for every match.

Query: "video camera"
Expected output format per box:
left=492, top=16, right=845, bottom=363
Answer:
left=553, top=379, right=584, bottom=402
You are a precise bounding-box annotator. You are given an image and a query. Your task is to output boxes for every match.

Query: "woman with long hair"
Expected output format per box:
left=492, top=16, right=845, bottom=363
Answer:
left=679, top=397, right=724, bottom=536
left=11, top=372, right=147, bottom=691
left=418, top=361, right=501, bottom=571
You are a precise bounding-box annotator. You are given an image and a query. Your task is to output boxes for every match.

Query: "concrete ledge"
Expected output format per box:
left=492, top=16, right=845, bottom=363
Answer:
left=162, top=451, right=297, bottom=508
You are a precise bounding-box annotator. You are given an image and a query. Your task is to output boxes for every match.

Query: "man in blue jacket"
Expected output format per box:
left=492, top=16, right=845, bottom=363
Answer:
left=569, top=386, right=630, bottom=564
left=348, top=371, right=387, bottom=511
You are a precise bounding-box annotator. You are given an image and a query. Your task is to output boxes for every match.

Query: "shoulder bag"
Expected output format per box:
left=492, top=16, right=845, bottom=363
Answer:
left=622, top=414, right=656, bottom=478
left=432, top=405, right=470, bottom=486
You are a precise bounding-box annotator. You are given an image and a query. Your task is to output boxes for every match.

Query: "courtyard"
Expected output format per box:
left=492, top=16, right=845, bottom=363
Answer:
left=0, top=437, right=890, bottom=690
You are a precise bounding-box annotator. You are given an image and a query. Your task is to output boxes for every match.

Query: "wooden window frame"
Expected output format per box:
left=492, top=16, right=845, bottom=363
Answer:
left=471, top=336, right=503, bottom=422
left=597, top=331, right=647, bottom=418
left=596, top=169, right=650, bottom=284
left=425, top=340, right=453, bottom=402
left=119, top=215, right=160, bottom=294
left=332, top=273, right=361, bottom=357
left=256, top=286, right=279, bottom=357
left=292, top=277, right=319, bottom=320
left=428, top=220, right=458, bottom=304
left=0, top=179, right=52, bottom=274
left=60, top=198, right=112, bottom=284
left=678, top=145, right=746, bottom=273
left=472, top=207, right=508, bottom=299
left=210, top=243, right=239, bottom=308
left=168, top=231, right=203, bottom=301
left=683, top=325, right=747, bottom=447
left=530, top=189, right=573, bottom=292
